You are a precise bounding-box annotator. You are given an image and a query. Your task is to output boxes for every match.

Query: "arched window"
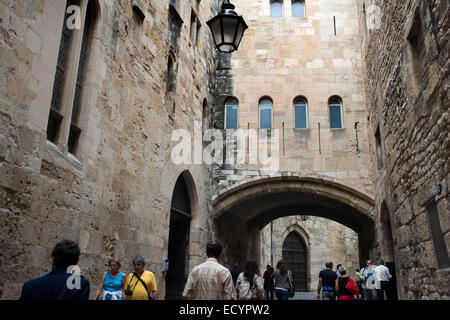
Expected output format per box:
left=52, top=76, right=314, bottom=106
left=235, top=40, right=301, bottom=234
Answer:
left=259, top=98, right=273, bottom=129
left=294, top=98, right=308, bottom=128
left=292, top=0, right=305, bottom=18
left=270, top=1, right=283, bottom=18
left=47, top=0, right=99, bottom=157
left=225, top=98, right=238, bottom=129
left=329, top=98, right=343, bottom=129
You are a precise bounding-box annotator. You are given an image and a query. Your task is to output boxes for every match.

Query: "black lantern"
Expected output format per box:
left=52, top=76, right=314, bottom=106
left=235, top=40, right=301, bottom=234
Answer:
left=207, top=0, right=248, bottom=53
left=300, top=215, right=308, bottom=222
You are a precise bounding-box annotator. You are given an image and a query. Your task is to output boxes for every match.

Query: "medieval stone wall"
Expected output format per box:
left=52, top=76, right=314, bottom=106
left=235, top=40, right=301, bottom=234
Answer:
left=357, top=0, right=449, bottom=299
left=0, top=0, right=218, bottom=299
left=211, top=0, right=375, bottom=205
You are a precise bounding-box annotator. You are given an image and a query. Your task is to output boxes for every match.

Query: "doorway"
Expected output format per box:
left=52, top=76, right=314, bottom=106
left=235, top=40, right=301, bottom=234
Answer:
left=282, top=231, right=307, bottom=292
left=165, top=175, right=192, bottom=300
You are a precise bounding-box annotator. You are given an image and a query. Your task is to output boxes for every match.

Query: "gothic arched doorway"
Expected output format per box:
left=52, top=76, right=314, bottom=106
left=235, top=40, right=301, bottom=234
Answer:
left=165, top=173, right=192, bottom=300
left=282, top=231, right=307, bottom=292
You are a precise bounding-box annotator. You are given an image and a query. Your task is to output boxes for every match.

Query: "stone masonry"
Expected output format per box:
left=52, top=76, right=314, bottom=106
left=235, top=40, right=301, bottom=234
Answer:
left=357, top=0, right=450, bottom=299
left=0, top=0, right=448, bottom=300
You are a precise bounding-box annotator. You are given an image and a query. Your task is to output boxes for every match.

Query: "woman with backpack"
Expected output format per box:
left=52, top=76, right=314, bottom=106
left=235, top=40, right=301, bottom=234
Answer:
left=335, top=265, right=359, bottom=300
left=236, top=259, right=265, bottom=300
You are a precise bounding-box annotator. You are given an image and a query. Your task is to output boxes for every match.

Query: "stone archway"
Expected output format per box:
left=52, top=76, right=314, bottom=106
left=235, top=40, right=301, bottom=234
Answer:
left=212, top=177, right=376, bottom=267
left=165, top=171, right=197, bottom=300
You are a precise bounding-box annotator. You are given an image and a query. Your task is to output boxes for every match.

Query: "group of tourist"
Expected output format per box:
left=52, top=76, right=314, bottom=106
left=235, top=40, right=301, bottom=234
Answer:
left=19, top=239, right=392, bottom=301
left=19, top=240, right=159, bottom=300
left=317, top=260, right=393, bottom=300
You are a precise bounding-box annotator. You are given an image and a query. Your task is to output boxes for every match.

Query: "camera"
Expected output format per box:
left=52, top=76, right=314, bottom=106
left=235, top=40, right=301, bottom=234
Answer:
left=125, top=290, right=133, bottom=296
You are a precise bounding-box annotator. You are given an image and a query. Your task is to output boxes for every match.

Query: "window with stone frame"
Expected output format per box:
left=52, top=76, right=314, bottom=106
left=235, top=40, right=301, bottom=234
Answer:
left=294, top=97, right=308, bottom=128
left=375, top=125, right=383, bottom=169
left=259, top=98, right=273, bottom=129
left=329, top=98, right=343, bottom=129
left=292, top=0, right=305, bottom=18
left=166, top=52, right=178, bottom=94
left=225, top=98, right=238, bottom=129
left=271, top=0, right=283, bottom=18
left=190, top=8, right=201, bottom=47
left=47, top=0, right=98, bottom=158
left=47, top=0, right=78, bottom=144
left=406, top=7, right=426, bottom=97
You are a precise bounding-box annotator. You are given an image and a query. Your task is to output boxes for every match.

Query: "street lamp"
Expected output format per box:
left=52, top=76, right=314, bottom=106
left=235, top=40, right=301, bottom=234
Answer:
left=207, top=0, right=248, bottom=53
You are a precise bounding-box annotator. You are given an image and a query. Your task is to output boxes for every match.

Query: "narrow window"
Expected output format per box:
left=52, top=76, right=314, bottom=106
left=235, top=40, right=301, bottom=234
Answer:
left=294, top=98, right=307, bottom=128
left=47, top=1, right=76, bottom=143
left=292, top=0, right=305, bottom=18
left=225, top=98, right=238, bottom=129
left=427, top=201, right=450, bottom=269
left=375, top=125, right=383, bottom=169
left=190, top=9, right=201, bottom=46
left=271, top=1, right=283, bottom=18
left=68, top=1, right=96, bottom=155
left=329, top=98, right=343, bottom=129
left=259, top=98, right=273, bottom=129
left=166, top=54, right=177, bottom=93
left=333, top=16, right=336, bottom=35
left=407, top=8, right=425, bottom=96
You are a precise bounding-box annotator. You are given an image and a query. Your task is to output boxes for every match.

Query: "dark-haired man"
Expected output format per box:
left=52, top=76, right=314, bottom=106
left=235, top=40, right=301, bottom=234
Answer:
left=317, top=261, right=337, bottom=300
left=182, top=241, right=236, bottom=300
left=20, top=240, right=90, bottom=300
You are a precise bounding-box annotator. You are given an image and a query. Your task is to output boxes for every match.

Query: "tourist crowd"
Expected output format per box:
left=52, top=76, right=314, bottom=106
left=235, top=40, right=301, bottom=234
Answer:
left=19, top=239, right=393, bottom=301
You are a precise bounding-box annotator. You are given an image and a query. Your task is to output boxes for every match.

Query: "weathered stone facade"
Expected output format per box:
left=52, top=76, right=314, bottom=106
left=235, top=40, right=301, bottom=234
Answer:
left=211, top=0, right=375, bottom=275
left=0, top=0, right=448, bottom=300
left=357, top=0, right=450, bottom=299
left=0, top=0, right=219, bottom=299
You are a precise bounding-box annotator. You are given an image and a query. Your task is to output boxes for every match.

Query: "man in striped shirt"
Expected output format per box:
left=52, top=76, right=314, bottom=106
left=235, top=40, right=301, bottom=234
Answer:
left=182, top=241, right=236, bottom=300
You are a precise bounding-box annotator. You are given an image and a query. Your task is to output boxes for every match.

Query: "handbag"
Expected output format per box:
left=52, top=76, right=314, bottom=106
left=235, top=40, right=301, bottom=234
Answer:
left=345, top=277, right=359, bottom=295
left=287, top=272, right=295, bottom=298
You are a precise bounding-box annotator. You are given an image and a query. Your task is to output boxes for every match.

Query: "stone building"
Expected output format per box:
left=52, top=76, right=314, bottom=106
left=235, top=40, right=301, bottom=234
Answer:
left=356, top=0, right=450, bottom=299
left=0, top=0, right=448, bottom=300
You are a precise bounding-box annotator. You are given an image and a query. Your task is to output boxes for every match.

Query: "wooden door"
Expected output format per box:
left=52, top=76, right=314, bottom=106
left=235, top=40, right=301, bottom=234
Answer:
left=282, top=231, right=307, bottom=292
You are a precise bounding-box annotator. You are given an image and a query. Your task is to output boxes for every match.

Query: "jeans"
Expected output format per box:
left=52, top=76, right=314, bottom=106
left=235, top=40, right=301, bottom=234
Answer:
left=321, top=291, right=336, bottom=300
left=275, top=288, right=290, bottom=300
left=265, top=289, right=275, bottom=300
left=364, top=288, right=377, bottom=300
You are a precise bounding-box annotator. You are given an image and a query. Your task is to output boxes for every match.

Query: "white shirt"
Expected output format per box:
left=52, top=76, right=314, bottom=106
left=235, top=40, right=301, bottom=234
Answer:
left=364, top=265, right=377, bottom=290
left=374, top=265, right=392, bottom=289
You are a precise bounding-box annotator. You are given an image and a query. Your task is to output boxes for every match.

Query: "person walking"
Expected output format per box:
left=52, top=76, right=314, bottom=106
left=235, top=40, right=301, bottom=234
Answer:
left=230, top=262, right=241, bottom=287
left=94, top=258, right=126, bottom=300
left=272, top=260, right=292, bottom=301
left=235, top=259, right=265, bottom=300
left=335, top=265, right=358, bottom=300
left=123, top=255, right=158, bottom=300
left=263, top=265, right=275, bottom=300
left=362, top=260, right=377, bottom=300
left=182, top=241, right=236, bottom=300
left=374, top=259, right=392, bottom=300
left=20, top=240, right=90, bottom=300
left=316, top=261, right=337, bottom=300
